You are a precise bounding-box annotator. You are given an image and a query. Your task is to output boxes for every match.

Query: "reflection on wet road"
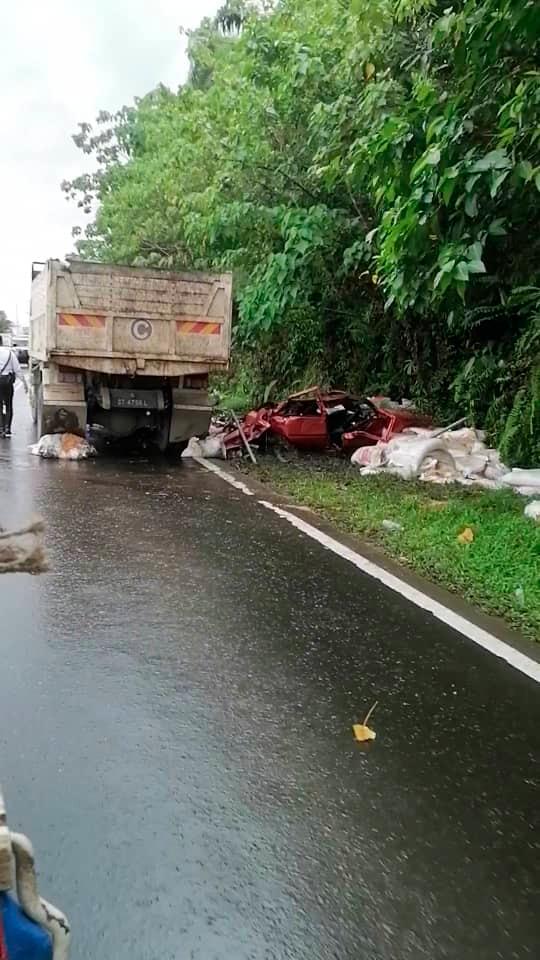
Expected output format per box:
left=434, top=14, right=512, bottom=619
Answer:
left=1, top=396, right=539, bottom=959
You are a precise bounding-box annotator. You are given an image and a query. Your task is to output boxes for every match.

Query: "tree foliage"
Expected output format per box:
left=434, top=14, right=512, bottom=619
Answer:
left=0, top=311, right=11, bottom=335
left=63, top=0, right=540, bottom=464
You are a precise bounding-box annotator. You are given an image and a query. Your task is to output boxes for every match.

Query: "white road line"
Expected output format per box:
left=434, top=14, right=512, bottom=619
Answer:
left=196, top=458, right=540, bottom=683
left=197, top=458, right=255, bottom=496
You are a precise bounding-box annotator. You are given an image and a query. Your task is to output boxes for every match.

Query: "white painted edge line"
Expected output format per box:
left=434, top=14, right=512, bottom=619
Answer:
left=196, top=457, right=540, bottom=683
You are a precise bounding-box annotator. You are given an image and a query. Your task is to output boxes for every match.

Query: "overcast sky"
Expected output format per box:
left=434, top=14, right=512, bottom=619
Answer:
left=0, top=0, right=220, bottom=327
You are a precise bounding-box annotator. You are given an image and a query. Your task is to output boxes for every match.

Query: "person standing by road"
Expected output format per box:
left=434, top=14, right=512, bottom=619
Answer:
left=0, top=335, right=28, bottom=438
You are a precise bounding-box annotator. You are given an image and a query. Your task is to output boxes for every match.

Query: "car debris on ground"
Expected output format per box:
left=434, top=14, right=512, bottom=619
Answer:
left=189, top=387, right=433, bottom=460
left=184, top=385, right=538, bottom=501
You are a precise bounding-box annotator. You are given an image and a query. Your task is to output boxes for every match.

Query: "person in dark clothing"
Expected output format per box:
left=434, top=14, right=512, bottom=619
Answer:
left=0, top=335, right=28, bottom=437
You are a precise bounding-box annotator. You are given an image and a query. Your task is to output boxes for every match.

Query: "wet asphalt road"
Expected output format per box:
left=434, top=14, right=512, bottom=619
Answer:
left=0, top=391, right=539, bottom=960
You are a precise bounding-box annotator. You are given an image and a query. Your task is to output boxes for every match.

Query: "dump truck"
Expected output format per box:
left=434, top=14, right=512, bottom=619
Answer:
left=29, top=259, right=232, bottom=451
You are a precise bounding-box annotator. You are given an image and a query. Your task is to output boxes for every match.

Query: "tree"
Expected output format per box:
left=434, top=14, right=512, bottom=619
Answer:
left=63, top=0, right=540, bottom=464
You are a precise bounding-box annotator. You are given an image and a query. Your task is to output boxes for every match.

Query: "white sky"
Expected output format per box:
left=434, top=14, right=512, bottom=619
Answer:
left=0, top=0, right=220, bottom=327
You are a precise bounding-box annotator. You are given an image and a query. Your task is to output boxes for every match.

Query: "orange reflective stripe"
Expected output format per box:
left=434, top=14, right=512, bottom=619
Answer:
left=176, top=320, right=220, bottom=336
left=58, top=313, right=106, bottom=328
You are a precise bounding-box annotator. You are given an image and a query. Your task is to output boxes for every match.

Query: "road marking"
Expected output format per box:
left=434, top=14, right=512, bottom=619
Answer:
left=196, top=458, right=255, bottom=497
left=196, top=458, right=540, bottom=683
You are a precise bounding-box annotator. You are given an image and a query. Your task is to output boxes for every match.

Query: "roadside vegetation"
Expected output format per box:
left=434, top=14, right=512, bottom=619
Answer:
left=64, top=0, right=539, bottom=466
left=241, top=458, right=540, bottom=638
left=62, top=0, right=539, bottom=631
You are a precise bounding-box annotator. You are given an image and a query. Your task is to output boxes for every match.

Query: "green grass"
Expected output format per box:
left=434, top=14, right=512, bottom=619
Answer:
left=239, top=458, right=540, bottom=639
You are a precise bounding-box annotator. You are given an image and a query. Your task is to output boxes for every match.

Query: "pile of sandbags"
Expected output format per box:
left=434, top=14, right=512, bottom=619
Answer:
left=500, top=468, right=540, bottom=497
left=351, top=426, right=540, bottom=498
left=351, top=427, right=509, bottom=488
left=30, top=433, right=96, bottom=460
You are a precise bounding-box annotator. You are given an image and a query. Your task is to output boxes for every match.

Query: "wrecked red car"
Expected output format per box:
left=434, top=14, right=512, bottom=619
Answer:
left=223, top=387, right=432, bottom=456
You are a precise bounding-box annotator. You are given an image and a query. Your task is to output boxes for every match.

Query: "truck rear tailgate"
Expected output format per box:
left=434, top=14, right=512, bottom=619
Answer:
left=36, top=261, right=232, bottom=372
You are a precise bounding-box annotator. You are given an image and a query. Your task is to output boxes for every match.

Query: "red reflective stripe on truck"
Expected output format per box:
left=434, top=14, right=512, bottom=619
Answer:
left=58, top=313, right=106, bottom=328
left=176, top=320, right=221, bottom=336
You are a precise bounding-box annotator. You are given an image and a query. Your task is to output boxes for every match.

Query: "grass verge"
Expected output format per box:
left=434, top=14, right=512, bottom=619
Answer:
left=237, top=457, right=540, bottom=640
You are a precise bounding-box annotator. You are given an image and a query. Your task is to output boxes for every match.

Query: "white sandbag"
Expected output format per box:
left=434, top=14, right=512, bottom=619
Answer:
left=418, top=454, right=460, bottom=484
left=182, top=437, right=203, bottom=458
left=501, top=469, right=540, bottom=493
left=351, top=444, right=386, bottom=469
left=353, top=435, right=457, bottom=481
left=30, top=433, right=96, bottom=460
left=442, top=427, right=480, bottom=452
left=386, top=436, right=457, bottom=480
left=381, top=519, right=403, bottom=532
left=181, top=435, right=226, bottom=459
left=484, top=450, right=508, bottom=481
left=524, top=501, right=540, bottom=521
left=199, top=435, right=225, bottom=458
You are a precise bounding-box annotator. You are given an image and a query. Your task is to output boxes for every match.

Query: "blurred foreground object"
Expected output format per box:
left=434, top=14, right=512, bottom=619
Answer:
left=0, top=786, right=70, bottom=958
left=0, top=519, right=48, bottom=575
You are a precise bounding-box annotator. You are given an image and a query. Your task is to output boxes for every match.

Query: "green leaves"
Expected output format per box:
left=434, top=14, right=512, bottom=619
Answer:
left=467, top=260, right=487, bottom=274
left=410, top=144, right=441, bottom=182
left=63, top=0, right=540, bottom=467
left=490, top=169, right=509, bottom=198
left=470, top=149, right=510, bottom=173
left=426, top=146, right=441, bottom=166
left=516, top=160, right=534, bottom=182
left=465, top=194, right=478, bottom=217
left=488, top=218, right=507, bottom=236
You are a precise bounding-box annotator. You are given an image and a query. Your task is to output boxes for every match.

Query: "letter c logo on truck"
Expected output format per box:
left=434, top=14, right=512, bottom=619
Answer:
left=131, top=319, right=153, bottom=341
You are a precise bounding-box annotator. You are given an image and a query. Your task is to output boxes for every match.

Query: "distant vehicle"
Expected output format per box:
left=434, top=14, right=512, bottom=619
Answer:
left=11, top=336, right=29, bottom=365
left=29, top=259, right=232, bottom=450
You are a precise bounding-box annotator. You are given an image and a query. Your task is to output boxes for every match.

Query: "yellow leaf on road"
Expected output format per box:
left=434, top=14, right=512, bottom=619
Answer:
left=353, top=723, right=377, bottom=742
left=353, top=700, right=378, bottom=743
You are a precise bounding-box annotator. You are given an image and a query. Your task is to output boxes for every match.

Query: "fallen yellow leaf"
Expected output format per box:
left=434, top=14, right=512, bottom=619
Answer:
left=353, top=723, right=377, bottom=742
left=457, top=526, right=474, bottom=544
left=364, top=61, right=376, bottom=81
left=353, top=700, right=378, bottom=743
